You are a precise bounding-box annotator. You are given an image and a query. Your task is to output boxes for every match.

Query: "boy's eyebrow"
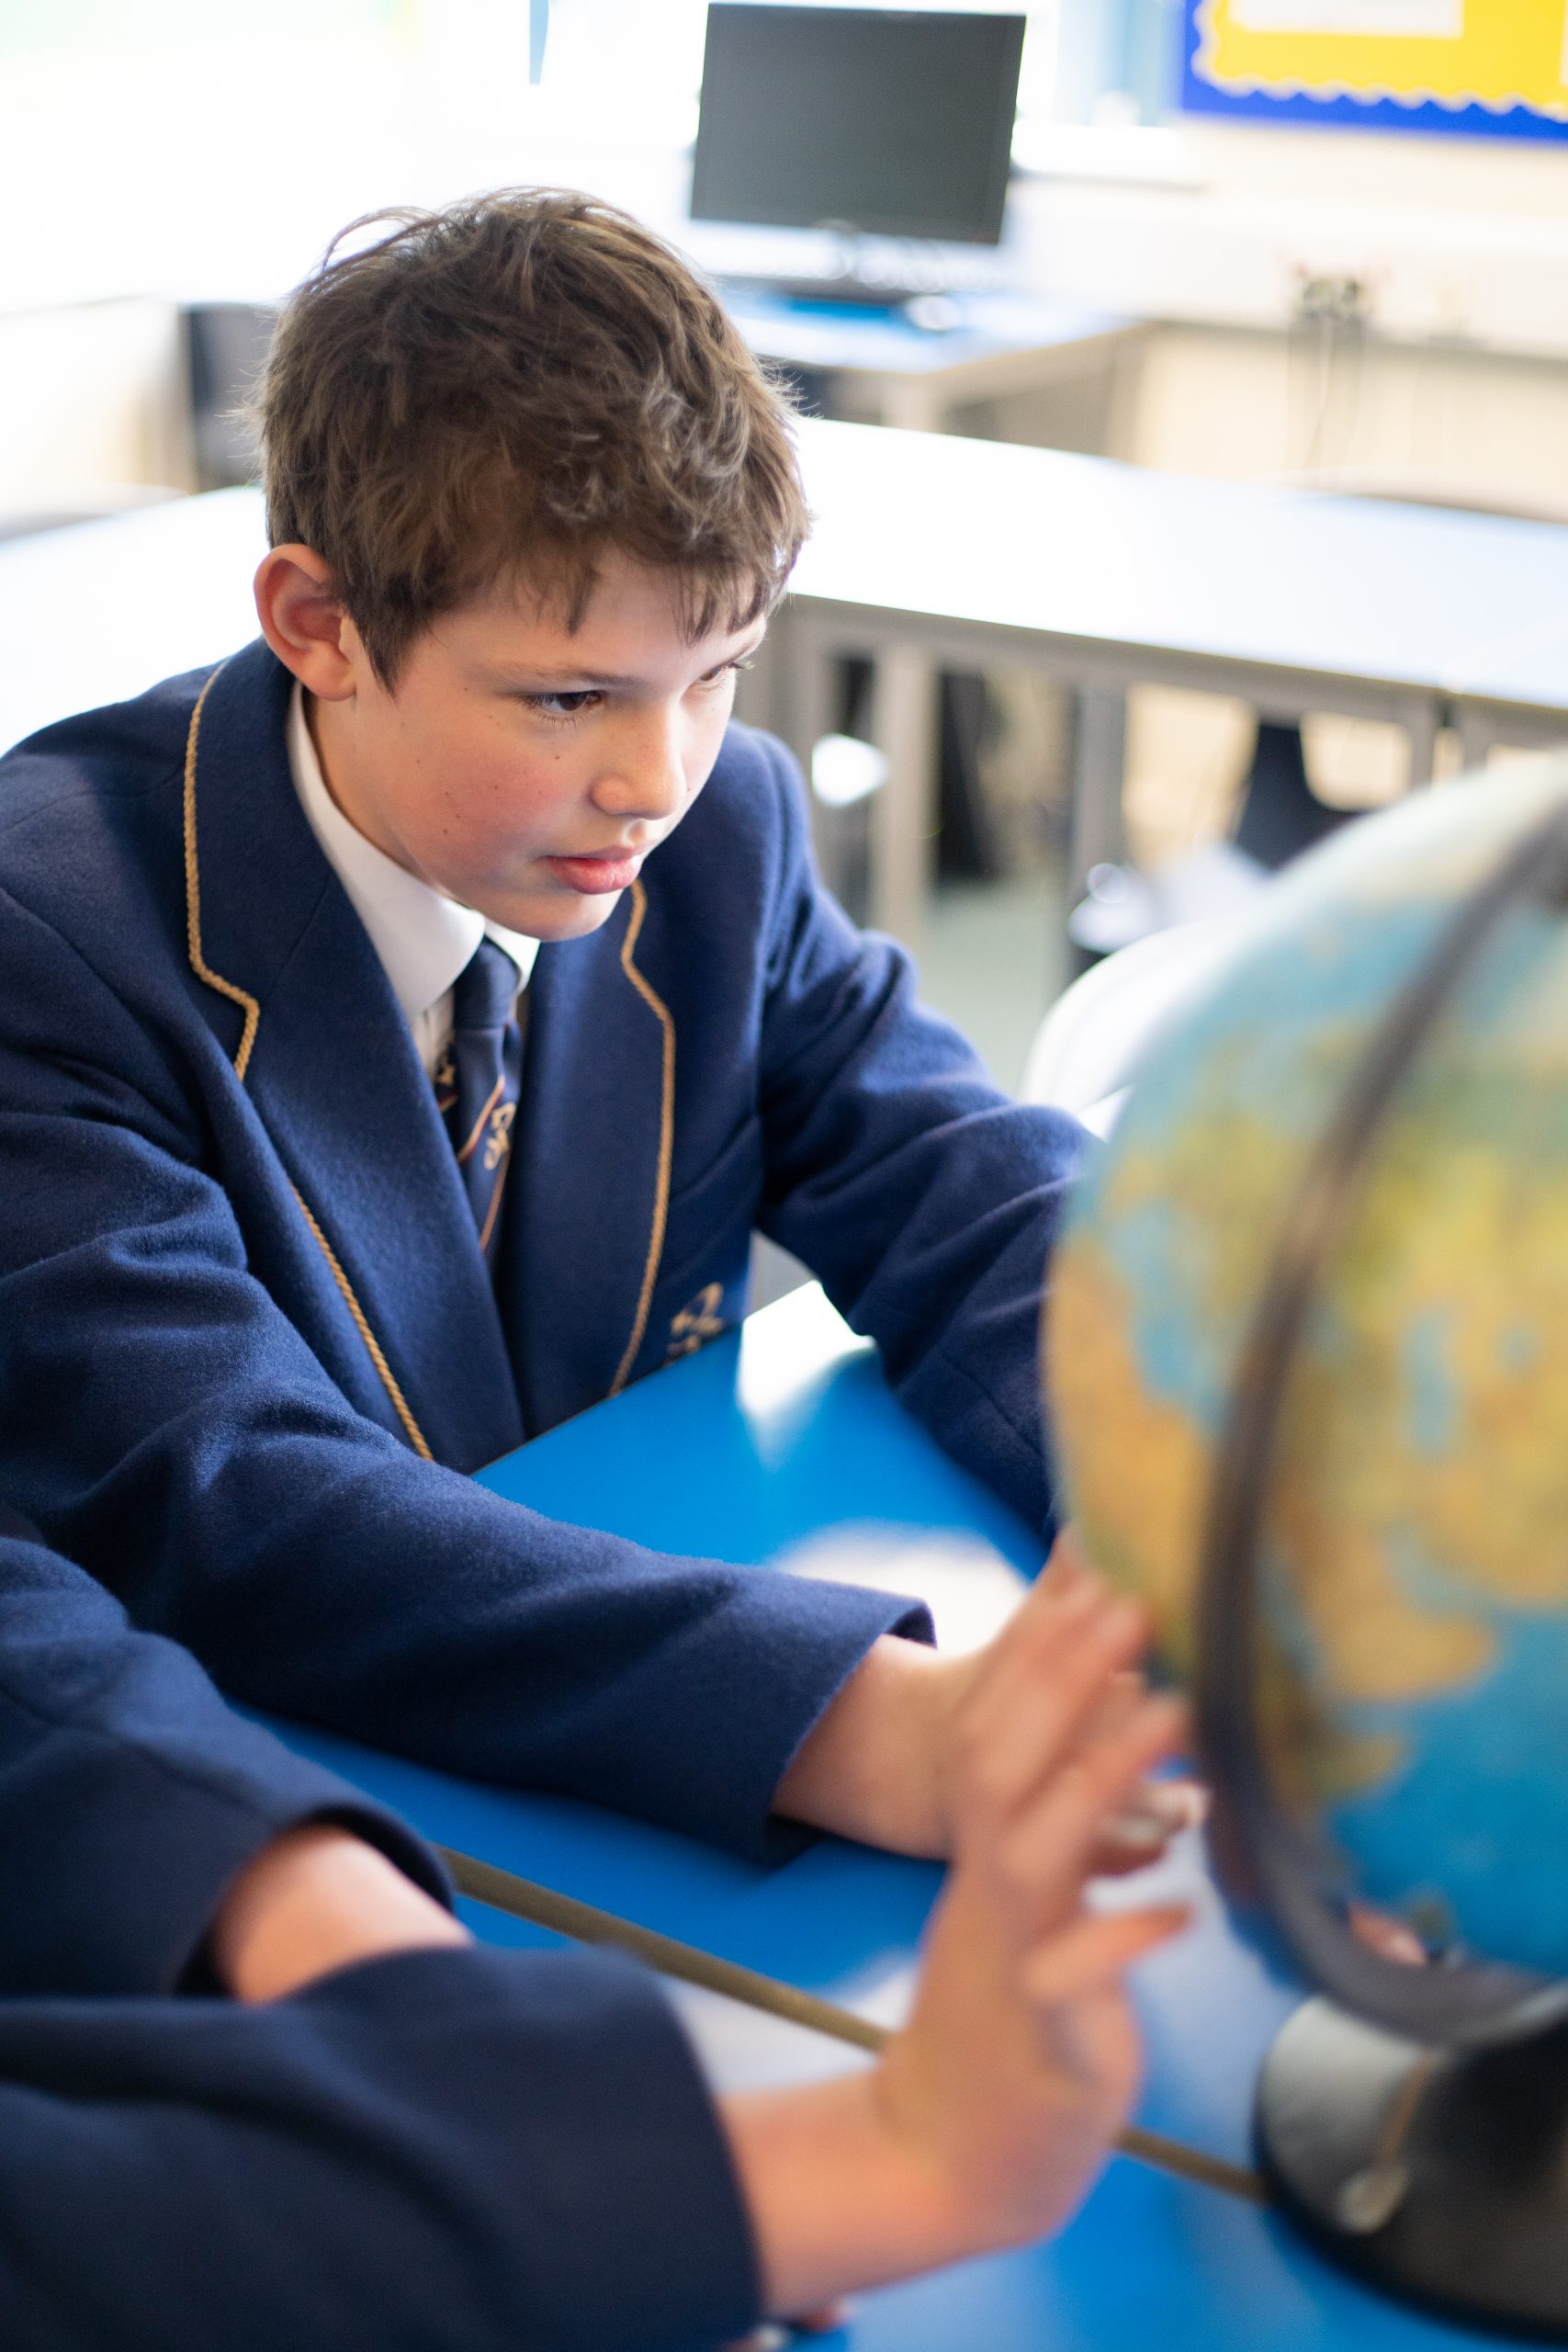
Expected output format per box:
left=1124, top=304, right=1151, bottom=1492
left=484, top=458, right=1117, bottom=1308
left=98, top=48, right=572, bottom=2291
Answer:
left=488, top=632, right=768, bottom=692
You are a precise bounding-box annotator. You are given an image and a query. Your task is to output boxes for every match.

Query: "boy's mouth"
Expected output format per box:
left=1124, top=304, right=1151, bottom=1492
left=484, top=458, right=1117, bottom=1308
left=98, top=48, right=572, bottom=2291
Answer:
left=544, top=849, right=646, bottom=895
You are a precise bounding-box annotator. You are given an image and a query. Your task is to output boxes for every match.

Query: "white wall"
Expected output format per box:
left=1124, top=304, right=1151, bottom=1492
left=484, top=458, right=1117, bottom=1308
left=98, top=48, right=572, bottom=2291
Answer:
left=0, top=301, right=189, bottom=520
left=1014, top=116, right=1568, bottom=353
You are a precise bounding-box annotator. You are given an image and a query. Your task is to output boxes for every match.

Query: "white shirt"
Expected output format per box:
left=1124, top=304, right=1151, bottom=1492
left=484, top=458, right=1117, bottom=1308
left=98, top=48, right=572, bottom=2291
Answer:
left=287, top=684, right=539, bottom=1079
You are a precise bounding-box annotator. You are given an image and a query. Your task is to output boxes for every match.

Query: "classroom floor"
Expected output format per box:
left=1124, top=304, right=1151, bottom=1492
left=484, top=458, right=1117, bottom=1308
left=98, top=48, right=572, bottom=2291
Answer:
left=915, top=865, right=1072, bottom=1095
left=748, top=862, right=1071, bottom=1312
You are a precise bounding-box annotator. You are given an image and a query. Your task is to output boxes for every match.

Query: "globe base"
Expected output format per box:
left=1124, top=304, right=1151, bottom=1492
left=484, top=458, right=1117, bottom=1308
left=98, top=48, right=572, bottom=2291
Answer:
left=1258, top=1996, right=1568, bottom=2337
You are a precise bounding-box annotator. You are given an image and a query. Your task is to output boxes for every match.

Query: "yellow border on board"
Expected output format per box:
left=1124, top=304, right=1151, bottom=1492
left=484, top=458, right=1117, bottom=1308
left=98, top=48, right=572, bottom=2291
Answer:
left=1195, top=0, right=1568, bottom=119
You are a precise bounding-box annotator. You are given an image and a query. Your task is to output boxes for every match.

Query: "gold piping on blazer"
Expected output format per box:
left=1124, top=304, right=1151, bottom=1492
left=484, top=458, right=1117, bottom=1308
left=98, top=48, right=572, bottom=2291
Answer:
left=609, top=877, right=675, bottom=1396
left=182, top=668, right=260, bottom=1082
left=180, top=678, right=434, bottom=1462
left=288, top=1186, right=434, bottom=1461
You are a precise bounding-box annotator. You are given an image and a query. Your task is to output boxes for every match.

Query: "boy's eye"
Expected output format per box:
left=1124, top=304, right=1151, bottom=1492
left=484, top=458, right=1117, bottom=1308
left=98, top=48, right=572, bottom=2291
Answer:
left=525, top=690, right=603, bottom=720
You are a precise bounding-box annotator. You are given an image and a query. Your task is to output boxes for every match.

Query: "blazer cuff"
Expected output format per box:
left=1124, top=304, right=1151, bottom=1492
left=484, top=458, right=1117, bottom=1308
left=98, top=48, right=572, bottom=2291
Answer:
left=626, top=1571, right=934, bottom=1865
left=0, top=1739, right=448, bottom=2002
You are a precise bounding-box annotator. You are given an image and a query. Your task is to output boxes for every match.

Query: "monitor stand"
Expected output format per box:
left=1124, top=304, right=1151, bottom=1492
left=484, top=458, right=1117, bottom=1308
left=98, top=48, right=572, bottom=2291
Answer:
left=716, top=226, right=994, bottom=318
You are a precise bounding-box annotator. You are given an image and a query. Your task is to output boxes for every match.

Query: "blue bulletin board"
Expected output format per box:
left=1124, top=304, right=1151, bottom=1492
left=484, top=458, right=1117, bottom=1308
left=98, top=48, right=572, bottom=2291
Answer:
left=1181, top=1, right=1568, bottom=141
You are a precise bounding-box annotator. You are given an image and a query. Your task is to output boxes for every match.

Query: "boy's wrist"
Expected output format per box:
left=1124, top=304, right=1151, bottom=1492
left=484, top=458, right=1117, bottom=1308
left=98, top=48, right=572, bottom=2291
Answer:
left=719, top=2064, right=989, bottom=2316
left=209, top=1822, right=469, bottom=2004
left=771, top=1635, right=967, bottom=1858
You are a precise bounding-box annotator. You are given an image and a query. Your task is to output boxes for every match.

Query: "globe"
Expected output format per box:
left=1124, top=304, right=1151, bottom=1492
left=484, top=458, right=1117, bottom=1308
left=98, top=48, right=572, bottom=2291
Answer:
left=1045, top=755, right=1568, bottom=2001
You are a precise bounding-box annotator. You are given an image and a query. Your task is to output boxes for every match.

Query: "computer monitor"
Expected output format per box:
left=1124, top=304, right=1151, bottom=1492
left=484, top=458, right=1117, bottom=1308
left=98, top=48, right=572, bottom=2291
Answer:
left=690, top=6, right=1026, bottom=247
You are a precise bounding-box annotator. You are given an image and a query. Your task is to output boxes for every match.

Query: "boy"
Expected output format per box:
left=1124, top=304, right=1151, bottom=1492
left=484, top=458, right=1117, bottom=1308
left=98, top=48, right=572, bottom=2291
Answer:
left=0, top=1507, right=1186, bottom=2346
left=0, top=191, right=1177, bottom=1867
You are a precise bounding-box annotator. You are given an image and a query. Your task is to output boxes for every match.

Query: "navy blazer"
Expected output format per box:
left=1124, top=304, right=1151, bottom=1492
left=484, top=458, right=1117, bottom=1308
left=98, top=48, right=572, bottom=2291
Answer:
left=0, top=1521, right=758, bottom=2349
left=0, top=640, right=1081, bottom=1837
left=0, top=1509, right=440, bottom=1998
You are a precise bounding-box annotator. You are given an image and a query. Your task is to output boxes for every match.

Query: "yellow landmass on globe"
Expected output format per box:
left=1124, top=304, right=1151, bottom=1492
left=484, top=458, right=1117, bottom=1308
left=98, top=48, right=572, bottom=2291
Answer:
left=1047, top=1232, right=1209, bottom=1676
left=1313, top=1086, right=1568, bottom=1616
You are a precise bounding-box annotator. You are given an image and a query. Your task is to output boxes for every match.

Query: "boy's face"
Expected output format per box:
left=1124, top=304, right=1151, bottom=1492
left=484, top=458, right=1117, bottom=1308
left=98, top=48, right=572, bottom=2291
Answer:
left=297, top=551, right=766, bottom=942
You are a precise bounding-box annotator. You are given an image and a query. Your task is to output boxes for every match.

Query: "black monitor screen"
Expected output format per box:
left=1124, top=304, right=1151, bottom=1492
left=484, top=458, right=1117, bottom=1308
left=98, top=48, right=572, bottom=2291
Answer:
left=691, top=6, right=1026, bottom=246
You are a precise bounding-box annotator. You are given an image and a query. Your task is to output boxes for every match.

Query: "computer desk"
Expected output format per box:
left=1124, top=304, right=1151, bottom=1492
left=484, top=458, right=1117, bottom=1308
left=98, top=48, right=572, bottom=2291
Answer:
left=266, top=1284, right=1496, bottom=2352
left=718, top=288, right=1141, bottom=435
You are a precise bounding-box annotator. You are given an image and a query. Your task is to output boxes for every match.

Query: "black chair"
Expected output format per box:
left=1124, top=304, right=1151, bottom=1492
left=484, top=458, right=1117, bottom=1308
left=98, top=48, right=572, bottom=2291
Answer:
left=183, top=303, right=279, bottom=490
left=1232, top=718, right=1349, bottom=872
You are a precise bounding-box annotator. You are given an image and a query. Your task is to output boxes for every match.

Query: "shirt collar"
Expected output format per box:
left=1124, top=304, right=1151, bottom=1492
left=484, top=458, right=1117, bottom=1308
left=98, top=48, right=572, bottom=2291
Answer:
left=287, top=683, right=538, bottom=1026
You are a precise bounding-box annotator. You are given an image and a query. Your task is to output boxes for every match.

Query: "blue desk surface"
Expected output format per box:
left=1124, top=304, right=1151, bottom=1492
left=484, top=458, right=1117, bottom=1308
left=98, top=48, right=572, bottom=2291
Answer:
left=271, top=1285, right=1497, bottom=2348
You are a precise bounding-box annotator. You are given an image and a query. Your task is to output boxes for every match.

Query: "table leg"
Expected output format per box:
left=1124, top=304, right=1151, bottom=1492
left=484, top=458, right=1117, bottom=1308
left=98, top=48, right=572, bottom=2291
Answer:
left=1068, top=686, right=1128, bottom=902
left=867, top=644, right=938, bottom=946
left=1452, top=702, right=1501, bottom=773
left=773, top=607, right=839, bottom=827
left=1403, top=696, right=1439, bottom=789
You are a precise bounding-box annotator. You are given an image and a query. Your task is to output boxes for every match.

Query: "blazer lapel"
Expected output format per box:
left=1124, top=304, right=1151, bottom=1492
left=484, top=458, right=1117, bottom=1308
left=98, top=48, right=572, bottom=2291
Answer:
left=182, top=640, right=523, bottom=1472
left=502, top=879, right=674, bottom=1436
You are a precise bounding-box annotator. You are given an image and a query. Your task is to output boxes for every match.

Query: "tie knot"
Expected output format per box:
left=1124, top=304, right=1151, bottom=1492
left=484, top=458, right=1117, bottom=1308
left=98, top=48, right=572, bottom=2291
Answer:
left=451, top=936, right=519, bottom=1035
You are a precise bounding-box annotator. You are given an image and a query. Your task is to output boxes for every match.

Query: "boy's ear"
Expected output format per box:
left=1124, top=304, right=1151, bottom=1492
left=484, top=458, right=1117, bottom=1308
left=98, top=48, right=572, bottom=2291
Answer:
left=254, top=546, right=367, bottom=702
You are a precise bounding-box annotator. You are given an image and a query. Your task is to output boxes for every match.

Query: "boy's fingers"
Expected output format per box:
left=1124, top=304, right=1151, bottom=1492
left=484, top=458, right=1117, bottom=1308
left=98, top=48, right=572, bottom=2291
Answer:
left=992, top=1692, right=1190, bottom=1929
left=1072, top=1668, right=1149, bottom=1758
left=1090, top=1776, right=1208, bottom=1876
left=955, top=1586, right=1152, bottom=1826
left=1038, top=1527, right=1089, bottom=1592
left=1023, top=1901, right=1192, bottom=2007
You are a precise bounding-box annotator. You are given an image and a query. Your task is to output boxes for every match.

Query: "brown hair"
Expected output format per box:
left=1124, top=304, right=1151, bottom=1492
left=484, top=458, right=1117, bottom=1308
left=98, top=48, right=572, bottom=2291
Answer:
left=258, top=189, right=809, bottom=684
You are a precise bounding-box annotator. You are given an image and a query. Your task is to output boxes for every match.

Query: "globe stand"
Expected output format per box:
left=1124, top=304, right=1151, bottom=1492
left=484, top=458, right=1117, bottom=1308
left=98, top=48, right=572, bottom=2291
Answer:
left=1258, top=1997, right=1568, bottom=2337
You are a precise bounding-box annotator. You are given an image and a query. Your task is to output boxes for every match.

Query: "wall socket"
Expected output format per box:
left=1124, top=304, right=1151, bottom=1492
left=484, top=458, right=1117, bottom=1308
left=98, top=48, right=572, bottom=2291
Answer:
left=1293, top=272, right=1371, bottom=328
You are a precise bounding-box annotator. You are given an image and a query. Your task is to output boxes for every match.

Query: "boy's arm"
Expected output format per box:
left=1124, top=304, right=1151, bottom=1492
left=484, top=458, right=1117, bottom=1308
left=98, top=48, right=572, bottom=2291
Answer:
left=0, top=1944, right=762, bottom=2352
left=0, top=1521, right=750, bottom=2349
left=107, top=1557, right=1177, bottom=2349
left=0, top=907, right=923, bottom=1866
left=0, top=1517, right=456, bottom=1997
left=751, top=729, right=1089, bottom=1538
left=211, top=1560, right=1185, bottom=2330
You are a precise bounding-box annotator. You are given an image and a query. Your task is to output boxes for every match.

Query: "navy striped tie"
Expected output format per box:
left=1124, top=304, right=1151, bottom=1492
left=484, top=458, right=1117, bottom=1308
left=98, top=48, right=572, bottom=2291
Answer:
left=434, top=938, right=523, bottom=1264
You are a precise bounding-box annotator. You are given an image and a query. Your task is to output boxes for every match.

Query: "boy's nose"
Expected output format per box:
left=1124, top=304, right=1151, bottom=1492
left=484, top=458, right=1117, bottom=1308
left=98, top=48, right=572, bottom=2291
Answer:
left=593, top=710, right=689, bottom=823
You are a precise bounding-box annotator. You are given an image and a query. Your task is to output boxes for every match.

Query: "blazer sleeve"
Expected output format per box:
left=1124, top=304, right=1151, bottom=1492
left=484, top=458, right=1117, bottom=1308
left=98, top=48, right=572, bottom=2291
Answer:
left=0, top=899, right=927, bottom=1864
left=0, top=1945, right=761, bottom=2352
left=0, top=1515, right=450, bottom=1997
left=750, top=732, right=1092, bottom=1540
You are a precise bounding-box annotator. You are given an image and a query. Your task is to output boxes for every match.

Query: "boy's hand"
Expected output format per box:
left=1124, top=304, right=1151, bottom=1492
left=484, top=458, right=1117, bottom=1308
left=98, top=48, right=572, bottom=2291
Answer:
left=723, top=1567, right=1190, bottom=2312
left=868, top=1566, right=1189, bottom=2250
left=772, top=1532, right=1203, bottom=1870
left=209, top=1823, right=469, bottom=2004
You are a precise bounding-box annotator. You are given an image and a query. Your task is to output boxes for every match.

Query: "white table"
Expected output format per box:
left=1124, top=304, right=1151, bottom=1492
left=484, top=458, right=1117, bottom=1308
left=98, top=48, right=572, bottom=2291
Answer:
left=0, top=489, right=264, bottom=754
left=1447, top=605, right=1568, bottom=765
left=769, top=421, right=1568, bottom=935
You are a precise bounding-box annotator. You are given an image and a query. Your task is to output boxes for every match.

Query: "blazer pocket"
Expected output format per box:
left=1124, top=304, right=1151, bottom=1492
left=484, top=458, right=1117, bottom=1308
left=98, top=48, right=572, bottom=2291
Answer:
left=668, top=1112, right=764, bottom=1214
